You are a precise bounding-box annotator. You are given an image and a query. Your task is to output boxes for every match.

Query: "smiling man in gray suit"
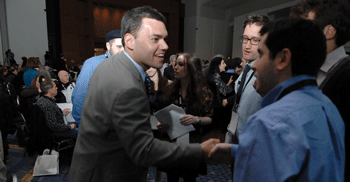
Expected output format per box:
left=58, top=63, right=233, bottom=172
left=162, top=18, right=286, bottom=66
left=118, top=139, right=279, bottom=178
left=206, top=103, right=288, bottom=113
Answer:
left=68, top=6, right=219, bottom=182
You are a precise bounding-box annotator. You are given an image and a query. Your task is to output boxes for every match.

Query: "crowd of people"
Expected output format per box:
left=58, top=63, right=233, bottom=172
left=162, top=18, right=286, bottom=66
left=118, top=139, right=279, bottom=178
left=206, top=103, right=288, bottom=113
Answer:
left=0, top=46, right=85, bottom=180
left=0, top=0, right=349, bottom=181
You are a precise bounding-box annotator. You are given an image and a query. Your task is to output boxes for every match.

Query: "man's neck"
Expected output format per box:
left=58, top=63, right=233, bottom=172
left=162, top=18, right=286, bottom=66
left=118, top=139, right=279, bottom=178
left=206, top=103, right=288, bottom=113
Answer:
left=44, top=93, right=54, bottom=98
left=326, top=40, right=338, bottom=54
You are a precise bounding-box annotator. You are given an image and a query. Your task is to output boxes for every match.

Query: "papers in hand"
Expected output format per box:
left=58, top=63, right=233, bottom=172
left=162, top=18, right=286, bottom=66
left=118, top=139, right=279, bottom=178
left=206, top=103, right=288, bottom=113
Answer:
left=56, top=103, right=75, bottom=124
left=154, top=104, right=195, bottom=140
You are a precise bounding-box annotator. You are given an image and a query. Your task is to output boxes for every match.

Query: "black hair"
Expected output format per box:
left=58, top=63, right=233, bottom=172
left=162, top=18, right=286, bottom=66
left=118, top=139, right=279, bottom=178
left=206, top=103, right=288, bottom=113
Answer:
left=40, top=79, right=53, bottom=95
left=191, top=56, right=202, bottom=72
left=260, top=18, right=326, bottom=77
left=207, top=57, right=222, bottom=76
left=226, top=57, right=242, bottom=70
left=290, top=0, right=350, bottom=47
left=121, top=6, right=166, bottom=47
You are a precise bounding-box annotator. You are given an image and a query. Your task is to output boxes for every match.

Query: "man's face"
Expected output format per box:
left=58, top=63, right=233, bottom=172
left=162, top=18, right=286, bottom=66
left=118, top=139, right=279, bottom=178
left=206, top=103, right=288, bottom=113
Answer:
left=132, top=18, right=168, bottom=70
left=49, top=82, right=58, bottom=97
left=251, top=34, right=278, bottom=97
left=59, top=71, right=69, bottom=84
left=107, top=38, right=124, bottom=56
left=242, top=24, right=262, bottom=62
left=174, top=55, right=188, bottom=80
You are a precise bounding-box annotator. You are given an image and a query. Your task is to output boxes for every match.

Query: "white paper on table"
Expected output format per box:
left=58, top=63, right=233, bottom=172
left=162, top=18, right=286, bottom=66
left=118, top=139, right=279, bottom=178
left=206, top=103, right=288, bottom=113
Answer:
left=154, top=104, right=195, bottom=140
left=56, top=103, right=75, bottom=124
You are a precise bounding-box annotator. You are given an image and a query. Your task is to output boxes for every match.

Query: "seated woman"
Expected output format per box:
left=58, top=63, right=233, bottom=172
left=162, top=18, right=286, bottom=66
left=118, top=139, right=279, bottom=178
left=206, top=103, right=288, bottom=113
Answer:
left=23, top=57, right=40, bottom=87
left=161, top=52, right=213, bottom=182
left=35, top=76, right=78, bottom=139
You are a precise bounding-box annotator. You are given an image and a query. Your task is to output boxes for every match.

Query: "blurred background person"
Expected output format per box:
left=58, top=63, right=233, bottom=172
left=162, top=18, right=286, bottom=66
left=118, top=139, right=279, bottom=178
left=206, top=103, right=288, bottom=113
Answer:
left=23, top=57, right=40, bottom=87
left=163, top=54, right=176, bottom=81
left=206, top=57, right=235, bottom=134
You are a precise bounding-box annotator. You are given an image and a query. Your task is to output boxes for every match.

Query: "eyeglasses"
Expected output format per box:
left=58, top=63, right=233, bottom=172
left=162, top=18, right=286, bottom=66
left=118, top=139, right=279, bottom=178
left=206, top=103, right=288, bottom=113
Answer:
left=240, top=36, right=260, bottom=45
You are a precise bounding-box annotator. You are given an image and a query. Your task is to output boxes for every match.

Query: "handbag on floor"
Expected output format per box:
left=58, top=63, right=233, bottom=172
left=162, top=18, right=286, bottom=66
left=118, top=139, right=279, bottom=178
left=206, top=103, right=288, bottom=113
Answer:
left=33, top=149, right=59, bottom=176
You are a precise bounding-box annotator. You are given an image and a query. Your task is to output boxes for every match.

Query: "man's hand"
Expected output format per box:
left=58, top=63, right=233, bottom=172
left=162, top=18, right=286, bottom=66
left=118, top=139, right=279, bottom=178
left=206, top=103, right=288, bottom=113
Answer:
left=69, top=123, right=76, bottom=129
left=63, top=108, right=71, bottom=116
left=200, top=138, right=220, bottom=159
left=156, top=122, right=169, bottom=133
left=208, top=143, right=232, bottom=165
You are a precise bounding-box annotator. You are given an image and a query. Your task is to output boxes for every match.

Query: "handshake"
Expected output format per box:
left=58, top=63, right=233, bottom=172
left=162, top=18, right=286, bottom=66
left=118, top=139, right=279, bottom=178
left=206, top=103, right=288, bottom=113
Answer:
left=200, top=139, right=233, bottom=165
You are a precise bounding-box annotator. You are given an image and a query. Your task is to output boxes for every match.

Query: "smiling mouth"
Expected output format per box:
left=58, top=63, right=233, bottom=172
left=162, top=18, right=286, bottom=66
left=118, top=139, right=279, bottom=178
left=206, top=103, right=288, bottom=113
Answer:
left=156, top=54, right=165, bottom=58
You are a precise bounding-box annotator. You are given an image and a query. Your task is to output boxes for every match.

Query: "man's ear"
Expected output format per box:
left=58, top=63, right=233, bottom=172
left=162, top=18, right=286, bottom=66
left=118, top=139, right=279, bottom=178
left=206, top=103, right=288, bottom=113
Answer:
left=106, top=42, right=110, bottom=51
left=275, top=48, right=291, bottom=71
left=124, top=33, right=135, bottom=50
left=323, top=25, right=336, bottom=40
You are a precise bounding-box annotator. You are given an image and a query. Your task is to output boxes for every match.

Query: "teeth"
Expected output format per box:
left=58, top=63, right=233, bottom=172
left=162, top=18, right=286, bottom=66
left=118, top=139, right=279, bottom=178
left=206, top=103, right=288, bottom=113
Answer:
left=157, top=54, right=164, bottom=57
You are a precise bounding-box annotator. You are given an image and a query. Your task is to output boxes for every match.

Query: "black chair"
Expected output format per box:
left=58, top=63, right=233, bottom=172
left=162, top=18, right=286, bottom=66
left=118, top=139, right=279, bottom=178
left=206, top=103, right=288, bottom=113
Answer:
left=25, top=104, right=74, bottom=156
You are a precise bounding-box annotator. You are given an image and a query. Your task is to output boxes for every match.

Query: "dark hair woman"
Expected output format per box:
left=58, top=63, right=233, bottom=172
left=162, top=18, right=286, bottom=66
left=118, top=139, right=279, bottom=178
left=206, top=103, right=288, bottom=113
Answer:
left=146, top=67, right=169, bottom=113
left=206, top=56, right=235, bottom=133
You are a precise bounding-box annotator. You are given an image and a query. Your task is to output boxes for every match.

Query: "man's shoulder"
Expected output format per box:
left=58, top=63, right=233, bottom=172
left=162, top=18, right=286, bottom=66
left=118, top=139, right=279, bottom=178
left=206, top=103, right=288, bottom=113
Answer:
left=84, top=54, right=107, bottom=66
left=254, top=88, right=328, bottom=124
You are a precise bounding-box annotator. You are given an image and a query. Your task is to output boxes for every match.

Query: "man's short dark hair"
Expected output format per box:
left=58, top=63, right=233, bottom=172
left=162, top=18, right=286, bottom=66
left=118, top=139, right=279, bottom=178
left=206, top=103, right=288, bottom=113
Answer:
left=260, top=18, right=327, bottom=77
left=226, top=57, right=242, bottom=70
left=121, top=6, right=166, bottom=47
left=243, top=14, right=271, bottom=29
left=290, top=0, right=350, bottom=47
left=39, top=76, right=53, bottom=95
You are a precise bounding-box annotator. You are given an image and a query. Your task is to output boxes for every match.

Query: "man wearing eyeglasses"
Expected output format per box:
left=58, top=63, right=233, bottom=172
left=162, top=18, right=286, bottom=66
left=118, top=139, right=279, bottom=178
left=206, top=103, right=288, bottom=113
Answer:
left=225, top=15, right=270, bottom=143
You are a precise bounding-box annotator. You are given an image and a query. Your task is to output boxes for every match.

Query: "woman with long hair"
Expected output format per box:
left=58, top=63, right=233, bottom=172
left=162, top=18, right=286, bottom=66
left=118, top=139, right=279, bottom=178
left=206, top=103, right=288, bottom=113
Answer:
left=146, top=67, right=169, bottom=113
left=206, top=56, right=235, bottom=133
left=146, top=67, right=170, bottom=182
left=161, top=52, right=213, bottom=182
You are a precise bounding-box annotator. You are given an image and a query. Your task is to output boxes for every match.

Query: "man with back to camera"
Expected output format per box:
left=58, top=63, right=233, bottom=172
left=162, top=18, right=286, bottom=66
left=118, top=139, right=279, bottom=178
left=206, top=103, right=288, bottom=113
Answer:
left=225, top=14, right=270, bottom=143
left=68, top=6, right=219, bottom=182
left=71, top=30, right=124, bottom=127
left=290, top=0, right=350, bottom=179
left=209, top=18, right=345, bottom=182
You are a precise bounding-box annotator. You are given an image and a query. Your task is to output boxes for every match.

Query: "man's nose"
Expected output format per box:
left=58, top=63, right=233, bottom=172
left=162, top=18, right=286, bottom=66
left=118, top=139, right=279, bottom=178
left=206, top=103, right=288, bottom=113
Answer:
left=160, top=39, right=168, bottom=51
left=245, top=41, right=252, bottom=48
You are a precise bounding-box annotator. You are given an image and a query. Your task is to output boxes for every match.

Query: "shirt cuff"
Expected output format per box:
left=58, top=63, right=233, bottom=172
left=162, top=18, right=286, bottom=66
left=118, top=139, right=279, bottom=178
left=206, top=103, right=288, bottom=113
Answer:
left=230, top=144, right=239, bottom=161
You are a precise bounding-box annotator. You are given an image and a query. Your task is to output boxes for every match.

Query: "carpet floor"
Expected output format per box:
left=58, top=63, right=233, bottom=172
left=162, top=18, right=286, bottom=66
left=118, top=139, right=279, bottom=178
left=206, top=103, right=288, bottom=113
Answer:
left=5, top=130, right=233, bottom=182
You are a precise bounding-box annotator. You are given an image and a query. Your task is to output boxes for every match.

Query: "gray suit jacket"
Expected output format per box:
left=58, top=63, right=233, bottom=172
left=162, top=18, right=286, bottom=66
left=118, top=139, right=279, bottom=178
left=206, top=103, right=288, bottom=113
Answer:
left=68, top=52, right=203, bottom=182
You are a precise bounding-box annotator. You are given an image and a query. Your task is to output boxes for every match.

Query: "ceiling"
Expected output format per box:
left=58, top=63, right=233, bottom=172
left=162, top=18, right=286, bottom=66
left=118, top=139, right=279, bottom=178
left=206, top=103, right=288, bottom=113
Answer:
left=201, top=0, right=247, bottom=10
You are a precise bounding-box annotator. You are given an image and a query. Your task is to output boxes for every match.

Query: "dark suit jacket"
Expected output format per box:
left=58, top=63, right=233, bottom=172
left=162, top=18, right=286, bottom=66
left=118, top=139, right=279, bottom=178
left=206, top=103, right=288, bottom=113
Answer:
left=68, top=52, right=203, bottom=182
left=321, top=59, right=350, bottom=181
left=163, top=65, right=174, bottom=81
